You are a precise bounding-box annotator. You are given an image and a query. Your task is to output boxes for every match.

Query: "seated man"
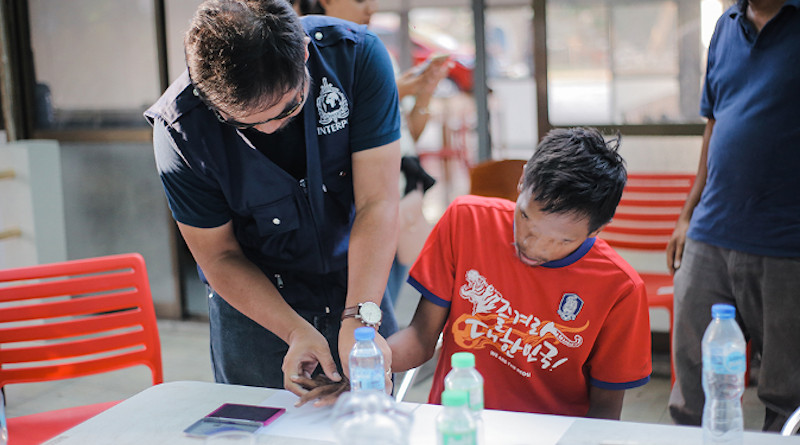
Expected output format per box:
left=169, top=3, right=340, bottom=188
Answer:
left=388, top=127, right=652, bottom=419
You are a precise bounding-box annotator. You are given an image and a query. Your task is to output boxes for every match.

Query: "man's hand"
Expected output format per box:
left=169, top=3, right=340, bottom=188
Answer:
left=667, top=217, right=690, bottom=274
left=338, top=317, right=393, bottom=395
left=283, top=322, right=341, bottom=398
left=291, top=374, right=351, bottom=407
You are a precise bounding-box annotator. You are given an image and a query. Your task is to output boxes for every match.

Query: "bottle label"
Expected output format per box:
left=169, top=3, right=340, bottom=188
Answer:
left=707, top=351, right=747, bottom=374
left=351, top=367, right=385, bottom=391
left=468, top=387, right=484, bottom=412
left=442, top=430, right=477, bottom=445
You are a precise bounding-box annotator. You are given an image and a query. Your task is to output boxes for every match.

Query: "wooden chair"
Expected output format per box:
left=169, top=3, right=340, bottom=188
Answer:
left=468, top=159, right=527, bottom=202
left=0, top=253, right=163, bottom=445
left=599, top=173, right=694, bottom=385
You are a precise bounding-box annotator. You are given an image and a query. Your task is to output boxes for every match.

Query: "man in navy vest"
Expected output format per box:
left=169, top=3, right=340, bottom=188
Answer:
left=145, top=0, right=401, bottom=398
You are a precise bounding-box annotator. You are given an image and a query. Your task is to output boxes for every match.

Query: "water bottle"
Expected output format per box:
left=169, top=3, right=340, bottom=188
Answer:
left=332, top=390, right=412, bottom=445
left=702, top=303, right=746, bottom=445
left=437, top=390, right=477, bottom=445
left=444, top=352, right=484, bottom=418
left=349, top=327, right=385, bottom=392
left=1, top=389, right=7, bottom=445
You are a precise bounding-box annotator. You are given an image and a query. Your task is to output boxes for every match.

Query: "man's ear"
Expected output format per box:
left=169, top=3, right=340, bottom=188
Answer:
left=304, top=36, right=311, bottom=62
left=588, top=222, right=608, bottom=239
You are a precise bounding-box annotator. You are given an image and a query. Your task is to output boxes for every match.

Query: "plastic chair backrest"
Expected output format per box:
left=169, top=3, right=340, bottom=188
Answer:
left=600, top=173, right=695, bottom=251
left=782, top=406, right=800, bottom=436
left=0, top=253, right=163, bottom=388
left=468, top=159, right=527, bottom=202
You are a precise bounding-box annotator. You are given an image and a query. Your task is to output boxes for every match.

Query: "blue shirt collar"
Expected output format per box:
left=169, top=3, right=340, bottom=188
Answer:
left=539, top=237, right=596, bottom=269
left=729, top=0, right=800, bottom=18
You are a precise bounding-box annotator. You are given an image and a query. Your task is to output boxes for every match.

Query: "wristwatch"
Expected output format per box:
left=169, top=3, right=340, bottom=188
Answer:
left=341, top=301, right=383, bottom=328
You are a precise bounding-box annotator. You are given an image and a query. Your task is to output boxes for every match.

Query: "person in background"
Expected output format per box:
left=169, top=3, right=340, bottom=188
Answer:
left=389, top=127, right=652, bottom=418
left=145, top=0, right=401, bottom=398
left=666, top=0, right=800, bottom=432
left=311, top=0, right=450, bottom=305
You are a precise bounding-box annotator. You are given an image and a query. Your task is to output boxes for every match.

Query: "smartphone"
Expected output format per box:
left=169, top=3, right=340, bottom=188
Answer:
left=411, top=53, right=449, bottom=76
left=183, top=403, right=286, bottom=437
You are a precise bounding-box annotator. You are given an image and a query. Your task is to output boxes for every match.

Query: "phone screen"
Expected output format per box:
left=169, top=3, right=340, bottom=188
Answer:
left=208, top=404, right=284, bottom=423
left=183, top=403, right=286, bottom=437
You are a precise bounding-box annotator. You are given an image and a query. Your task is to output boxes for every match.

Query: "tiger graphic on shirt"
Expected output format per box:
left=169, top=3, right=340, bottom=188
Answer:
left=453, top=269, right=588, bottom=372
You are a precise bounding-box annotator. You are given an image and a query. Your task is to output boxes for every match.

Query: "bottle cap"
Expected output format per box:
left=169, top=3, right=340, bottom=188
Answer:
left=711, top=303, right=735, bottom=320
left=441, top=389, right=469, bottom=407
left=451, top=352, right=475, bottom=368
left=354, top=326, right=376, bottom=341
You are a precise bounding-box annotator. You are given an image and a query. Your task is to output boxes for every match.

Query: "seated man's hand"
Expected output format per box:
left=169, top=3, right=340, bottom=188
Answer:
left=291, top=374, right=351, bottom=407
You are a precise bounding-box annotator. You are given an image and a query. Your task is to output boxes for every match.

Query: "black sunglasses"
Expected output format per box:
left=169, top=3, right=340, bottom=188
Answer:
left=191, top=75, right=308, bottom=130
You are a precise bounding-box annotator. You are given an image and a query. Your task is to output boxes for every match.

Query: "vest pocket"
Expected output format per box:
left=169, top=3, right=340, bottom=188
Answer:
left=251, top=195, right=300, bottom=236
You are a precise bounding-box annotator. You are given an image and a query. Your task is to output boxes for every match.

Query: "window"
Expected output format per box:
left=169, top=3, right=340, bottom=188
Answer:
left=28, top=0, right=160, bottom=129
left=546, top=0, right=720, bottom=127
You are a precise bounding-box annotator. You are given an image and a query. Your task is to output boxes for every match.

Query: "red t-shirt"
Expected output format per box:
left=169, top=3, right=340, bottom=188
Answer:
left=408, top=195, right=652, bottom=416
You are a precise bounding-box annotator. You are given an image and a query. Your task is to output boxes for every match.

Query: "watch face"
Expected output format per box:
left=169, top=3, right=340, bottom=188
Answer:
left=359, top=302, right=382, bottom=324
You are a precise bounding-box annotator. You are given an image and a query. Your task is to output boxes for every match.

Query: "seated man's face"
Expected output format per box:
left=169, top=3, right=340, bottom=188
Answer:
left=513, top=190, right=598, bottom=267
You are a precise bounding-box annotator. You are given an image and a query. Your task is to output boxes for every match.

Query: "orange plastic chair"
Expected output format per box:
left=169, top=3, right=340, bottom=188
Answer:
left=599, top=173, right=694, bottom=385
left=0, top=253, right=163, bottom=445
left=468, top=159, right=527, bottom=202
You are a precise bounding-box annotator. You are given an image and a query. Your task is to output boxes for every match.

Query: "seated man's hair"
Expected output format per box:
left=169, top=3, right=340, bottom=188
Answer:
left=185, top=0, right=306, bottom=115
left=522, top=127, right=626, bottom=234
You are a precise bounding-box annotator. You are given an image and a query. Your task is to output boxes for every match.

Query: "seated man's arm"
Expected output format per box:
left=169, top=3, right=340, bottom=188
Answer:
left=388, top=297, right=449, bottom=372
left=178, top=221, right=341, bottom=394
left=586, top=386, right=625, bottom=420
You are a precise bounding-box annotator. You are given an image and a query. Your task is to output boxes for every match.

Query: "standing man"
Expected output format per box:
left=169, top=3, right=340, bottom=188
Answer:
left=667, top=0, right=800, bottom=431
left=145, top=0, right=400, bottom=397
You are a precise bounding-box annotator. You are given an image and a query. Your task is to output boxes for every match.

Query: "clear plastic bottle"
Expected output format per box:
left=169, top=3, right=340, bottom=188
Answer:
left=332, top=390, right=412, bottom=445
left=444, top=352, right=484, bottom=418
left=349, top=326, right=385, bottom=392
left=1, top=388, right=7, bottom=445
left=702, top=303, right=746, bottom=445
left=437, top=390, right=477, bottom=445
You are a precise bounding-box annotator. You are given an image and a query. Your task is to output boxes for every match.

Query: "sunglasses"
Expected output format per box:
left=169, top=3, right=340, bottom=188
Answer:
left=191, top=74, right=308, bottom=130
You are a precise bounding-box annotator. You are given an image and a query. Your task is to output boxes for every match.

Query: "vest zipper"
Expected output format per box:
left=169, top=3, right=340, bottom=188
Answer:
left=274, top=273, right=284, bottom=289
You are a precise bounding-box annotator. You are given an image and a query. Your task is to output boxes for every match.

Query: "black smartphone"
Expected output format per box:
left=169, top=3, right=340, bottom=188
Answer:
left=183, top=403, right=286, bottom=437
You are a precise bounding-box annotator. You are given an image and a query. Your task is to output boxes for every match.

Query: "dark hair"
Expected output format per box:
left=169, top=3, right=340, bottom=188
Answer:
left=184, top=0, right=306, bottom=115
left=521, top=127, right=626, bottom=234
left=289, top=0, right=323, bottom=15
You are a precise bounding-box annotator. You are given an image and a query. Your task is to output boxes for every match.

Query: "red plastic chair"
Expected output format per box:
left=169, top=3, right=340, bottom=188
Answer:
left=599, top=174, right=694, bottom=385
left=0, top=253, right=163, bottom=445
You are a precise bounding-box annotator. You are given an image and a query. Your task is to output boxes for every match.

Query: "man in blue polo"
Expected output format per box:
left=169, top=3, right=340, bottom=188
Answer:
left=666, top=0, right=800, bottom=431
left=145, top=0, right=400, bottom=397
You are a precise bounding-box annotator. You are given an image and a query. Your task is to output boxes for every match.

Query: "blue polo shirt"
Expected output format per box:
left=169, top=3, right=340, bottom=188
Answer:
left=688, top=0, right=800, bottom=257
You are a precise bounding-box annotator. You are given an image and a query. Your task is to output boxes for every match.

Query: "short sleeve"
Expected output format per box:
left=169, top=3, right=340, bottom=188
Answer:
left=153, top=119, right=231, bottom=228
left=407, top=202, right=459, bottom=308
left=587, top=281, right=652, bottom=389
left=699, top=15, right=723, bottom=119
left=349, top=32, right=401, bottom=152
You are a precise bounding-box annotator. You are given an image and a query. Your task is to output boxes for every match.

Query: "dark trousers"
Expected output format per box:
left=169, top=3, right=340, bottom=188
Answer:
left=669, top=238, right=800, bottom=431
left=207, top=285, right=398, bottom=389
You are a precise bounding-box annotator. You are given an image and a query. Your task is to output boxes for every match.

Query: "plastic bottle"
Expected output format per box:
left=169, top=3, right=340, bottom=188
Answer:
left=332, top=390, right=411, bottom=445
left=702, top=303, right=746, bottom=445
left=349, top=326, right=385, bottom=392
left=437, top=390, right=477, bottom=445
left=0, top=388, right=6, bottom=445
left=444, top=352, right=484, bottom=418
